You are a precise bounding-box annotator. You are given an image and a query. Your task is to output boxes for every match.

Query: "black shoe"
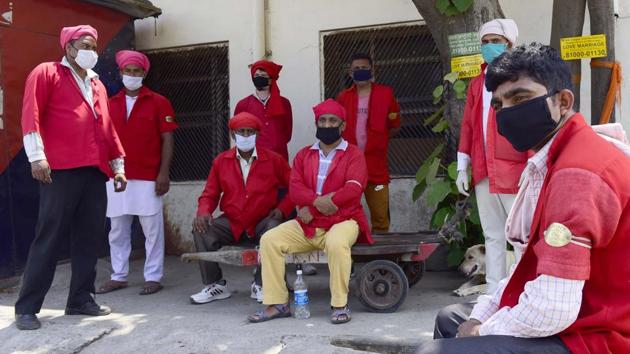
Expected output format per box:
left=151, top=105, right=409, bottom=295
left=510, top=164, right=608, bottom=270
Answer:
left=65, top=302, right=111, bottom=316
left=15, top=314, right=41, bottom=330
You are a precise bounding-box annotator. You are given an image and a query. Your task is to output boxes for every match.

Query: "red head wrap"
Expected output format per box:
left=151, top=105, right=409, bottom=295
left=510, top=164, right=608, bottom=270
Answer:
left=228, top=112, right=263, bottom=131
left=115, top=50, right=150, bottom=73
left=60, top=25, right=98, bottom=50
left=250, top=60, right=286, bottom=118
left=313, top=99, right=346, bottom=121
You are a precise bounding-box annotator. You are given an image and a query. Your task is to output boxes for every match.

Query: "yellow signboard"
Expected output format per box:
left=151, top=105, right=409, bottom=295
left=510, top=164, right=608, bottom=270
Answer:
left=451, top=54, right=483, bottom=79
left=560, top=34, right=607, bottom=60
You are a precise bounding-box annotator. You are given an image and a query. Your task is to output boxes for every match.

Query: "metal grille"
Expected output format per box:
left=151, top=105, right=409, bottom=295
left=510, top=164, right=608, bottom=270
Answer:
left=322, top=22, right=446, bottom=176
left=143, top=43, right=230, bottom=181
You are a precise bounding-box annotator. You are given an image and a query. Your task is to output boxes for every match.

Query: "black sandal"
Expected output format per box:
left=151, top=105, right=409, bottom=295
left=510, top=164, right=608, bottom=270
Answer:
left=331, top=305, right=351, bottom=324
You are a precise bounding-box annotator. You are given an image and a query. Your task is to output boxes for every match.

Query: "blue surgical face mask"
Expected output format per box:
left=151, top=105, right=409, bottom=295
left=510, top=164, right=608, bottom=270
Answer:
left=481, top=43, right=508, bottom=64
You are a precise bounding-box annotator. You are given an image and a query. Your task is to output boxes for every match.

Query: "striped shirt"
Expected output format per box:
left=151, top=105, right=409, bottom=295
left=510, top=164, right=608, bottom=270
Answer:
left=310, top=139, right=348, bottom=195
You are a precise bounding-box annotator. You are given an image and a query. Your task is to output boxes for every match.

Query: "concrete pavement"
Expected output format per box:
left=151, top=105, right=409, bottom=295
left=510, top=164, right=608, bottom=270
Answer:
left=0, top=256, right=473, bottom=353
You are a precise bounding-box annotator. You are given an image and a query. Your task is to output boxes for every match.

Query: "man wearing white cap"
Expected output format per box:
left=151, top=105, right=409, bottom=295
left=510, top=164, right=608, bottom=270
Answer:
left=455, top=19, right=527, bottom=293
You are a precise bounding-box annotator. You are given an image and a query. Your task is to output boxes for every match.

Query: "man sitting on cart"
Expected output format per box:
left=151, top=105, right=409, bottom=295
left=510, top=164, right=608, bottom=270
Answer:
left=248, top=99, right=372, bottom=324
left=190, top=112, right=293, bottom=304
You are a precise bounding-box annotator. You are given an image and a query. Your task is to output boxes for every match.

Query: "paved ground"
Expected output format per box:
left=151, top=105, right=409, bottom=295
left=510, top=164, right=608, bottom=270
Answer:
left=0, top=256, right=473, bottom=354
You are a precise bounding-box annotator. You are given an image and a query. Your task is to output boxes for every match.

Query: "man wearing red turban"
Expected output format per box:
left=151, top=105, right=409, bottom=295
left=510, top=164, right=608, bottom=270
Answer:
left=189, top=112, right=294, bottom=304
left=95, top=50, right=177, bottom=296
left=249, top=99, right=370, bottom=324
left=336, top=53, right=401, bottom=234
left=15, top=25, right=126, bottom=330
left=234, top=60, right=293, bottom=161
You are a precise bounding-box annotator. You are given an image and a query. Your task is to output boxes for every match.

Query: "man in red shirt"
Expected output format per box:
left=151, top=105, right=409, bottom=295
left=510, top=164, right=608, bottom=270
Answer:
left=336, top=53, right=400, bottom=233
left=95, top=50, right=177, bottom=296
left=190, top=112, right=293, bottom=304
left=248, top=99, right=370, bottom=324
left=420, top=44, right=630, bottom=354
left=15, top=25, right=126, bottom=330
left=455, top=19, right=527, bottom=293
left=234, top=60, right=292, bottom=161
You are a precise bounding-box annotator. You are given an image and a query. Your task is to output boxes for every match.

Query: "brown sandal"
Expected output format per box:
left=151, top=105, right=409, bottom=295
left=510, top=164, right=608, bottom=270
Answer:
left=139, top=281, right=163, bottom=295
left=96, top=280, right=128, bottom=294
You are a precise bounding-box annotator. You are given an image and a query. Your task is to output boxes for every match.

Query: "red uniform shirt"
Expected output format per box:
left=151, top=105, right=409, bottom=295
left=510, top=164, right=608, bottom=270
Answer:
left=197, top=147, right=294, bottom=241
left=458, top=68, right=527, bottom=194
left=337, top=83, right=400, bottom=184
left=109, top=87, right=178, bottom=180
left=290, top=142, right=372, bottom=244
left=499, top=115, right=630, bottom=354
left=234, top=95, right=293, bottom=161
left=21, top=62, right=124, bottom=175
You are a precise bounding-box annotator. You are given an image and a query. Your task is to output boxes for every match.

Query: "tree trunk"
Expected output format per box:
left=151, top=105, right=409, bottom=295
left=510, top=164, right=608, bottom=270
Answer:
left=588, top=0, right=616, bottom=124
left=410, top=0, right=504, bottom=143
left=550, top=0, right=586, bottom=111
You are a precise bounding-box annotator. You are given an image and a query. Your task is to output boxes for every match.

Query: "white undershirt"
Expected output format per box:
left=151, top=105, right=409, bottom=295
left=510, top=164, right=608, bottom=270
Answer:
left=125, top=95, right=139, bottom=119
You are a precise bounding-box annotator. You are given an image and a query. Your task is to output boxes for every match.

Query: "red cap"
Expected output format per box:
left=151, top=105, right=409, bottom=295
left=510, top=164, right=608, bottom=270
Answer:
left=228, top=112, right=263, bottom=131
left=313, top=99, right=346, bottom=121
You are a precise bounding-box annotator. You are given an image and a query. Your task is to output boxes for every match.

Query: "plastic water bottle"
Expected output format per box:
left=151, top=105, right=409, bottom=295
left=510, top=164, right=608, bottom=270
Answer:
left=293, top=269, right=310, bottom=319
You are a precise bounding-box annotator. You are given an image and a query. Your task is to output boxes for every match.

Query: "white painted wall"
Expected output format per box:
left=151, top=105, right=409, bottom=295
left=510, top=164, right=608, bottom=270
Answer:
left=135, top=0, right=630, bottom=251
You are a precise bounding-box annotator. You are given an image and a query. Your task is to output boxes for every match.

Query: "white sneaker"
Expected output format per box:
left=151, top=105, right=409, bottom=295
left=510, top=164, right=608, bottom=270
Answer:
left=190, top=282, right=232, bottom=304
left=250, top=282, right=263, bottom=303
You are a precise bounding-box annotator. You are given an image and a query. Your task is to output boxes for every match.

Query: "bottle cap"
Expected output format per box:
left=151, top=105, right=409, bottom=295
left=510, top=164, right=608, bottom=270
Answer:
left=297, top=270, right=303, bottom=275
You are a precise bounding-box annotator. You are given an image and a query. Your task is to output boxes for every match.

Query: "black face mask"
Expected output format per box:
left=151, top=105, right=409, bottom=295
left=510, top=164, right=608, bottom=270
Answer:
left=252, top=76, right=270, bottom=90
left=316, top=126, right=342, bottom=145
left=496, top=92, right=559, bottom=152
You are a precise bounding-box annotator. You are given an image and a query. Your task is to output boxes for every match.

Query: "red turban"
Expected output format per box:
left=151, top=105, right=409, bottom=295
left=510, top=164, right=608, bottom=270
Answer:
left=249, top=60, right=286, bottom=118
left=228, top=112, right=263, bottom=131
left=60, top=25, right=98, bottom=50
left=313, top=99, right=346, bottom=121
left=116, top=50, right=150, bottom=72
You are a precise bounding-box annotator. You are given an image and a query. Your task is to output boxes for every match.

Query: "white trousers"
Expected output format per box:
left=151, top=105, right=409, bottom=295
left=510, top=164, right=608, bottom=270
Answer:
left=108, top=210, right=164, bottom=282
left=474, top=178, right=516, bottom=294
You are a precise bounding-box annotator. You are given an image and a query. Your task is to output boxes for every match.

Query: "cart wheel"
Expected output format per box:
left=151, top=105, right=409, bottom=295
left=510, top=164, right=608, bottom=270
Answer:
left=401, top=261, right=425, bottom=288
left=356, top=260, right=408, bottom=313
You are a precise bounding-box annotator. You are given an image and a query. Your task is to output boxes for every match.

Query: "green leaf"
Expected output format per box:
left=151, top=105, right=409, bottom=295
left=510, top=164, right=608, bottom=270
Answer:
left=426, top=143, right=445, bottom=164
left=424, top=105, right=445, bottom=126
left=426, top=179, right=452, bottom=207
left=426, top=158, right=440, bottom=184
left=431, top=206, right=454, bottom=229
left=456, top=90, right=467, bottom=100
left=432, top=85, right=444, bottom=99
left=412, top=180, right=427, bottom=201
left=447, top=161, right=458, bottom=180
left=453, top=80, right=467, bottom=93
left=432, top=119, right=449, bottom=133
left=447, top=245, right=465, bottom=267
left=444, top=71, right=459, bottom=83
left=444, top=4, right=460, bottom=16
left=415, top=159, right=431, bottom=183
left=452, top=0, right=474, bottom=12
left=468, top=197, right=481, bottom=225
left=435, top=0, right=450, bottom=14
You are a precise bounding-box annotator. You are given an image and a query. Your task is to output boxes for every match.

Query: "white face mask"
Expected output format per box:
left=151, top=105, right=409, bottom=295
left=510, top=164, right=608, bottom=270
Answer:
left=122, top=75, right=143, bottom=91
left=235, top=134, right=256, bottom=152
left=74, top=49, right=98, bottom=70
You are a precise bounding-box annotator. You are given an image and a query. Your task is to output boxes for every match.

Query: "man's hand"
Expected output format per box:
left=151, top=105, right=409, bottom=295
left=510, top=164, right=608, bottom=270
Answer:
left=297, top=206, right=313, bottom=224
left=456, top=319, right=482, bottom=338
left=113, top=173, right=127, bottom=192
left=155, top=172, right=170, bottom=196
left=268, top=208, right=283, bottom=220
left=313, top=193, right=338, bottom=216
left=193, top=214, right=212, bottom=233
left=31, top=160, right=52, bottom=183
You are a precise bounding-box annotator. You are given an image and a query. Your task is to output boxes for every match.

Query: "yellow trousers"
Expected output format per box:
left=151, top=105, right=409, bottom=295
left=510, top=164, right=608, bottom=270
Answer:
left=365, top=182, right=390, bottom=233
left=259, top=219, right=358, bottom=307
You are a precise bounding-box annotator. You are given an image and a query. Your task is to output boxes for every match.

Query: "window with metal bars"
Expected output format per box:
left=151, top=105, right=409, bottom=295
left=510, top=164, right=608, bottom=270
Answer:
left=322, top=22, right=448, bottom=177
left=143, top=42, right=230, bottom=181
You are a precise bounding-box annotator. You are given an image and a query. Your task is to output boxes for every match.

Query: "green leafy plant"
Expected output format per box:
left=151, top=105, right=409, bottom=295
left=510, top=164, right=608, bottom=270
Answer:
left=413, top=71, right=483, bottom=267
left=436, top=0, right=474, bottom=17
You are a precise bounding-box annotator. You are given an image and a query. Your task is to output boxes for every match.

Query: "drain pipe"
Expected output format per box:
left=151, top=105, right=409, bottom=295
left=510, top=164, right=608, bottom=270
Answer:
left=252, top=0, right=266, bottom=60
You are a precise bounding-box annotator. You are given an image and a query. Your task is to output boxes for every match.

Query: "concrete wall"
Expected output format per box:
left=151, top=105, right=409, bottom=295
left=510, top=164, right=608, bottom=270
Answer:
left=135, top=0, right=630, bottom=252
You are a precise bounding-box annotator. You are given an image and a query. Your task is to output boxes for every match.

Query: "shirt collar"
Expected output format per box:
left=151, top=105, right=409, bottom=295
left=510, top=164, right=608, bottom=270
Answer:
left=527, top=135, right=556, bottom=173
left=61, top=56, right=98, bottom=80
left=254, top=91, right=270, bottom=105
left=236, top=147, right=258, bottom=162
left=310, top=139, right=348, bottom=151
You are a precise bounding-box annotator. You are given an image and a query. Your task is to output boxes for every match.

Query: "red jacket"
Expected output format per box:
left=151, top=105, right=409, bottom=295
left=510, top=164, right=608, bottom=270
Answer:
left=499, top=115, right=630, bottom=354
left=458, top=68, right=527, bottom=194
left=21, top=62, right=124, bottom=175
left=234, top=95, right=293, bottom=161
left=109, top=87, right=178, bottom=180
left=197, top=147, right=294, bottom=241
left=337, top=83, right=400, bottom=184
left=290, top=142, right=372, bottom=244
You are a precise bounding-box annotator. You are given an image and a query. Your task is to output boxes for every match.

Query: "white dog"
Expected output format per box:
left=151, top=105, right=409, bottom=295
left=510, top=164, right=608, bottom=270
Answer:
left=453, top=244, right=515, bottom=297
